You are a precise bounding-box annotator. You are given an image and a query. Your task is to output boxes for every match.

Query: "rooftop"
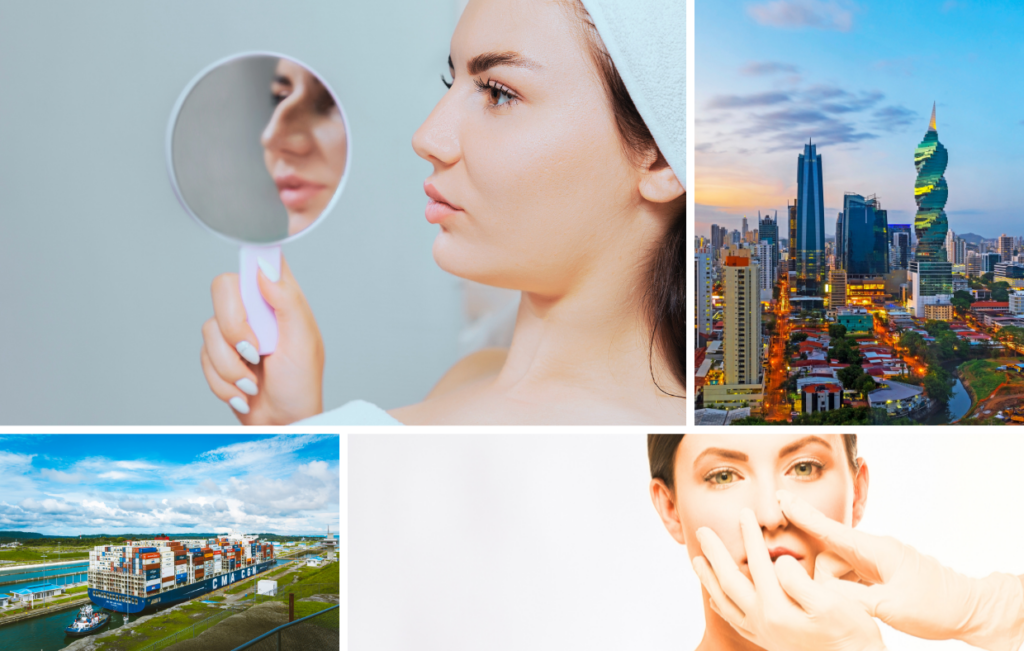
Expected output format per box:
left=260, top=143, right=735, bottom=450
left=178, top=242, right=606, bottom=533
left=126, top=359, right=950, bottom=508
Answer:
left=867, top=380, right=924, bottom=405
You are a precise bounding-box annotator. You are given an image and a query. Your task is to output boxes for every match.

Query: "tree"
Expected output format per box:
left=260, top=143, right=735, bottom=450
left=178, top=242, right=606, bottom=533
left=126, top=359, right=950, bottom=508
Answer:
left=790, top=332, right=809, bottom=344
left=838, top=364, right=865, bottom=390
left=923, top=369, right=952, bottom=405
left=991, top=282, right=1010, bottom=303
left=855, top=374, right=878, bottom=398
left=828, top=323, right=847, bottom=339
left=982, top=272, right=995, bottom=284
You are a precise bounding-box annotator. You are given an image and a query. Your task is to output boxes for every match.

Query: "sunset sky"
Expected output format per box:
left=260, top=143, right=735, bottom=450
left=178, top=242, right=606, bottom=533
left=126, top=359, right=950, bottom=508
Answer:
left=696, top=0, right=1024, bottom=240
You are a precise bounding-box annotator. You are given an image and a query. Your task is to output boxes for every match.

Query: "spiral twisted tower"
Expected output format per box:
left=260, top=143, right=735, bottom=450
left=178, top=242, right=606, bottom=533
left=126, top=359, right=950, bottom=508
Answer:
left=913, top=103, right=948, bottom=261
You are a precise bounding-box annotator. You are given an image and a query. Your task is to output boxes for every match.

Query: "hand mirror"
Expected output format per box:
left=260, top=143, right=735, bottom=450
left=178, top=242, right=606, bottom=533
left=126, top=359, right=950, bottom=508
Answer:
left=167, top=52, right=350, bottom=354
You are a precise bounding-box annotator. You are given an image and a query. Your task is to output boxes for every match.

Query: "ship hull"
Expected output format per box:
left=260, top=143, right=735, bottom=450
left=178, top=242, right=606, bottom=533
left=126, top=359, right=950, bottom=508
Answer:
left=65, top=614, right=110, bottom=637
left=88, top=560, right=275, bottom=614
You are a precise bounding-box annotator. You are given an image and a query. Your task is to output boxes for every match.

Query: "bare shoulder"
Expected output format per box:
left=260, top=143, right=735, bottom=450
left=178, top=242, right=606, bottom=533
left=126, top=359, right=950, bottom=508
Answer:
left=426, top=348, right=508, bottom=399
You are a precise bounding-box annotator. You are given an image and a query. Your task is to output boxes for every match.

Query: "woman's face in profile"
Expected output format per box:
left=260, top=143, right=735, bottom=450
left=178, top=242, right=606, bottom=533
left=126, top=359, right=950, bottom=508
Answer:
left=262, top=59, right=347, bottom=236
left=674, top=435, right=866, bottom=579
left=412, top=0, right=645, bottom=293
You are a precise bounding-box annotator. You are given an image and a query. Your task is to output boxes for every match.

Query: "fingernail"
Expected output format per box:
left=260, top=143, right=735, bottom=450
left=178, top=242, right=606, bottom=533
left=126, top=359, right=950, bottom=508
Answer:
left=236, top=341, right=260, bottom=365
left=235, top=378, right=258, bottom=396
left=229, top=396, right=250, bottom=415
left=257, top=257, right=280, bottom=282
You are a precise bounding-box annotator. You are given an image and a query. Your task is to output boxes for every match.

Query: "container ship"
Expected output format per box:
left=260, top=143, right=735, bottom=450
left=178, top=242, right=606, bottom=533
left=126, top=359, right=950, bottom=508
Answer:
left=87, top=532, right=276, bottom=614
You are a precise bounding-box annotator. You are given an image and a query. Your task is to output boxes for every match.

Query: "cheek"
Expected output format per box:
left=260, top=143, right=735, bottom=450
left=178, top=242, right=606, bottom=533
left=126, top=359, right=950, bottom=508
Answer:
left=314, top=122, right=347, bottom=184
left=679, top=488, right=749, bottom=565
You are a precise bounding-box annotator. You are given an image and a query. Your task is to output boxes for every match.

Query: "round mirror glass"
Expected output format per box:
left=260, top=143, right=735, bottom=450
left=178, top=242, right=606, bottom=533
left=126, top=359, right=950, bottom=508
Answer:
left=168, top=53, right=349, bottom=244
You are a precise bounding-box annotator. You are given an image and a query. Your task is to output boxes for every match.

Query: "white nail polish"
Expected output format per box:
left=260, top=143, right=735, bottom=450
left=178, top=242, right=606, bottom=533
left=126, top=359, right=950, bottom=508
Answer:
left=236, top=341, right=260, bottom=365
left=235, top=378, right=258, bottom=396
left=257, top=257, right=280, bottom=283
left=229, top=396, right=250, bottom=415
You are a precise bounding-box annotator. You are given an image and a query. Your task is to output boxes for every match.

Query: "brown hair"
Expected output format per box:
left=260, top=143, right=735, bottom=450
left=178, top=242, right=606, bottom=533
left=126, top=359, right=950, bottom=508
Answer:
left=647, top=434, right=861, bottom=491
left=561, top=1, right=686, bottom=395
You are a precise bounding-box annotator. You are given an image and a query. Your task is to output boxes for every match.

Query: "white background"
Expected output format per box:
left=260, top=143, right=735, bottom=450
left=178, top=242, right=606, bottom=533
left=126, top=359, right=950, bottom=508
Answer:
left=349, top=433, right=1024, bottom=650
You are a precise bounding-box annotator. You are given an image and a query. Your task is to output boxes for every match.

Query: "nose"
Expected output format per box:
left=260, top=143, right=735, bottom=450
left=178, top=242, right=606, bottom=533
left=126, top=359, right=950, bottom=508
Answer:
left=261, top=93, right=314, bottom=157
left=411, top=82, right=462, bottom=167
left=753, top=479, right=787, bottom=533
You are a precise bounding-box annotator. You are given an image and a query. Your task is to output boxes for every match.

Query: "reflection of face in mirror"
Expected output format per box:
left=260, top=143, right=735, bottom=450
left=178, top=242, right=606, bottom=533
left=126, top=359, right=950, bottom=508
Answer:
left=262, top=59, right=347, bottom=236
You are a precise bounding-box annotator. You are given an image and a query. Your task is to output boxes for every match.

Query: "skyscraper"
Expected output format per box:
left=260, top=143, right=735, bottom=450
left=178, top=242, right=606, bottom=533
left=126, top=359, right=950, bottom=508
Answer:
left=999, top=234, right=1014, bottom=261
left=841, top=193, right=889, bottom=276
left=758, top=212, right=780, bottom=274
left=889, top=223, right=913, bottom=270
left=711, top=224, right=724, bottom=252
left=792, top=142, right=825, bottom=295
left=695, top=252, right=713, bottom=345
left=722, top=257, right=762, bottom=386
left=742, top=216, right=748, bottom=240
left=835, top=211, right=844, bottom=269
left=908, top=104, right=953, bottom=317
left=754, top=241, right=774, bottom=302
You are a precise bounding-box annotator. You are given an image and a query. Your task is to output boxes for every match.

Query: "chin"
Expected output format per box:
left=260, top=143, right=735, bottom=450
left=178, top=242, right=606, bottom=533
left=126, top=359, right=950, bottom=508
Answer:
left=431, top=231, right=514, bottom=288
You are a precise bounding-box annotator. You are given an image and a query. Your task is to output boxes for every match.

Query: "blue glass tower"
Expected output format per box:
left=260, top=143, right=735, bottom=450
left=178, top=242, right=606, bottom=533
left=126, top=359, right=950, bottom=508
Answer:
left=792, top=142, right=825, bottom=295
left=841, top=193, right=889, bottom=276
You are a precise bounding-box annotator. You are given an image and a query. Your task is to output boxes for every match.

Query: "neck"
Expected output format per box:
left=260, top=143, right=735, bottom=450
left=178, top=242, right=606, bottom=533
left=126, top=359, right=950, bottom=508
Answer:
left=697, top=592, right=765, bottom=651
left=493, top=228, right=683, bottom=413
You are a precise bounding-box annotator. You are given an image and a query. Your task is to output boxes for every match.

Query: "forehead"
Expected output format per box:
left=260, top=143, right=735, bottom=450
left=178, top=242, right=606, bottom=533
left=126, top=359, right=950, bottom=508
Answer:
left=678, top=434, right=844, bottom=464
left=453, top=0, right=587, bottom=68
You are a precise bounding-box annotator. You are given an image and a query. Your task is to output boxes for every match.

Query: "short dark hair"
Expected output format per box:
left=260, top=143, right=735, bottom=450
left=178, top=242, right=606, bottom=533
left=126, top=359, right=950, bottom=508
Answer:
left=647, top=434, right=861, bottom=491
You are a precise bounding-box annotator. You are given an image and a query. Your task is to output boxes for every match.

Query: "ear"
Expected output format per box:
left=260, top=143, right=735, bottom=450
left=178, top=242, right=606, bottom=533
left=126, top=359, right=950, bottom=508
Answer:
left=851, top=458, right=870, bottom=528
left=638, top=154, right=685, bottom=204
left=650, top=478, right=687, bottom=545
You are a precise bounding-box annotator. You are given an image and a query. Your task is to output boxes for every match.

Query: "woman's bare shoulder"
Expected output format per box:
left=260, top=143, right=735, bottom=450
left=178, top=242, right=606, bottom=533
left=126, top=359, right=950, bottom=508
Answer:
left=426, top=348, right=508, bottom=399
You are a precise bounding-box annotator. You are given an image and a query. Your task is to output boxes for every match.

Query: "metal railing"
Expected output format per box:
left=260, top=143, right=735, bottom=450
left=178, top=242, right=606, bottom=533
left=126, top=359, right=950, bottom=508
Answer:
left=230, top=604, right=339, bottom=651
left=136, top=603, right=247, bottom=651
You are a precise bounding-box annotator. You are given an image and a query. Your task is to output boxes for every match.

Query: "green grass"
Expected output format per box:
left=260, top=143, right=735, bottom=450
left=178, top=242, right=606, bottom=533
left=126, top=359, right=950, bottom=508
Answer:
left=0, top=548, right=90, bottom=563
left=293, top=600, right=338, bottom=630
left=960, top=359, right=1009, bottom=403
left=204, top=595, right=225, bottom=602
left=93, top=600, right=237, bottom=651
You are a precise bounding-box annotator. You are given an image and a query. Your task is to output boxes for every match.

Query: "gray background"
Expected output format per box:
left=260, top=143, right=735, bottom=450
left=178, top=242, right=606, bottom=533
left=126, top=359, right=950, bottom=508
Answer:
left=0, top=0, right=464, bottom=423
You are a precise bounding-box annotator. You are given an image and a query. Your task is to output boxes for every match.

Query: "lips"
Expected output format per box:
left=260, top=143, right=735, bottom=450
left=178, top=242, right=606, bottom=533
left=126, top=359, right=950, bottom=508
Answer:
left=767, top=547, right=804, bottom=562
left=423, top=181, right=464, bottom=224
left=275, top=174, right=327, bottom=210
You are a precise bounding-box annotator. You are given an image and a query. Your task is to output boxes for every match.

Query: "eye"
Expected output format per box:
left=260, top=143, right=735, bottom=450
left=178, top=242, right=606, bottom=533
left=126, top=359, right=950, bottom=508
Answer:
left=704, top=468, right=742, bottom=486
left=441, top=74, right=453, bottom=90
left=787, top=459, right=824, bottom=480
left=474, top=78, right=520, bottom=109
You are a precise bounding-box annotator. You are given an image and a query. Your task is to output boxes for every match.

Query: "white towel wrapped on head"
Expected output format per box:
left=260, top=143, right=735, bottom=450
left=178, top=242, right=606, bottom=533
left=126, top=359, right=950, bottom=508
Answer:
left=580, top=0, right=686, bottom=187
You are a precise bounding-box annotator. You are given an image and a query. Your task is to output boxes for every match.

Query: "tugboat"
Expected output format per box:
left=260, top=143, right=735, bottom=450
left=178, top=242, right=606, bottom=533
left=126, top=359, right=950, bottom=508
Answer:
left=65, top=604, right=110, bottom=637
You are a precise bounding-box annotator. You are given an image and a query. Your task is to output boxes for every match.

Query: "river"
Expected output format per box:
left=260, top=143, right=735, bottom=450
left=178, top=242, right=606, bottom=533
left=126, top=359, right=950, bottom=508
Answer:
left=922, top=377, right=971, bottom=425
left=0, top=556, right=310, bottom=651
left=0, top=563, right=89, bottom=592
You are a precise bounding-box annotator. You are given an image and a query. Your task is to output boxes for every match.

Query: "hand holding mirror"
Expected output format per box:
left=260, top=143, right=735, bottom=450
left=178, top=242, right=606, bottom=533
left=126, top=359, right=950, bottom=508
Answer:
left=167, top=53, right=350, bottom=355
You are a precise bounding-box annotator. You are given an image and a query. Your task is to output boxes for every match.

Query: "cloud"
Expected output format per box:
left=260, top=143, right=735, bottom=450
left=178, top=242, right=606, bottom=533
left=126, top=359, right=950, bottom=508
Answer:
left=40, top=468, right=86, bottom=484
left=873, top=105, right=918, bottom=131
left=709, top=91, right=792, bottom=109
left=747, top=0, right=856, bottom=32
left=0, top=451, right=35, bottom=474
left=19, top=497, right=75, bottom=514
left=741, top=61, right=799, bottom=76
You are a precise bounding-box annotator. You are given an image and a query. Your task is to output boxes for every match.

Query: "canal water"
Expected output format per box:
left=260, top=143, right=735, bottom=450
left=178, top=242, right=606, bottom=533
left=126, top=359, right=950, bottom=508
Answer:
left=923, top=378, right=971, bottom=425
left=0, top=563, right=89, bottom=592
left=0, top=557, right=304, bottom=651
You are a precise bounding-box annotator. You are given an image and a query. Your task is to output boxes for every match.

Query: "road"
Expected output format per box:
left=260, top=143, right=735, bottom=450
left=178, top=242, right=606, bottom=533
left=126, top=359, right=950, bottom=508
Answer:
left=763, top=274, right=794, bottom=421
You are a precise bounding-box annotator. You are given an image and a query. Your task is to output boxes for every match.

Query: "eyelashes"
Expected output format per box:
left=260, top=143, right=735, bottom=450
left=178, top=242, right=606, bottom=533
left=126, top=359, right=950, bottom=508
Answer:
left=440, top=72, right=520, bottom=109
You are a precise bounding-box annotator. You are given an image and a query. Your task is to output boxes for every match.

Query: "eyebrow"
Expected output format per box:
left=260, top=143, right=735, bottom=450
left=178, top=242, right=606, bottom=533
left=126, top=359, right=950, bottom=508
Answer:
left=449, top=52, right=542, bottom=76
left=692, top=435, right=834, bottom=467
left=777, top=435, right=833, bottom=458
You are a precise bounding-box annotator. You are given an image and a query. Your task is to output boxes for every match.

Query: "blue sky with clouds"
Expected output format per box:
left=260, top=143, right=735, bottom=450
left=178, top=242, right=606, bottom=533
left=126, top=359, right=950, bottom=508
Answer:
left=0, top=434, right=339, bottom=536
left=696, top=0, right=1024, bottom=239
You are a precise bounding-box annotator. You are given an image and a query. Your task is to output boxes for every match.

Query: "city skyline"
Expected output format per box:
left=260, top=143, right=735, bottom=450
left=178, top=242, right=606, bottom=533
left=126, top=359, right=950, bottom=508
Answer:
left=0, top=434, right=339, bottom=536
left=696, top=0, right=1024, bottom=239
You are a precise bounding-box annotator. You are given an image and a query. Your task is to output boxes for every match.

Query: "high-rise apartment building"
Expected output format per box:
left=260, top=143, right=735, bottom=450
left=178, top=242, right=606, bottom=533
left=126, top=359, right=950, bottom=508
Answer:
left=966, top=251, right=983, bottom=277
left=742, top=216, right=748, bottom=240
left=840, top=193, right=889, bottom=275
left=889, top=223, right=913, bottom=270
left=828, top=268, right=848, bottom=309
left=722, top=256, right=762, bottom=386
left=695, top=252, right=713, bottom=345
left=758, top=212, right=780, bottom=273
left=754, top=241, right=774, bottom=302
left=792, top=142, right=825, bottom=296
left=711, top=224, right=724, bottom=252
left=998, top=234, right=1014, bottom=262
left=908, top=104, right=953, bottom=317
